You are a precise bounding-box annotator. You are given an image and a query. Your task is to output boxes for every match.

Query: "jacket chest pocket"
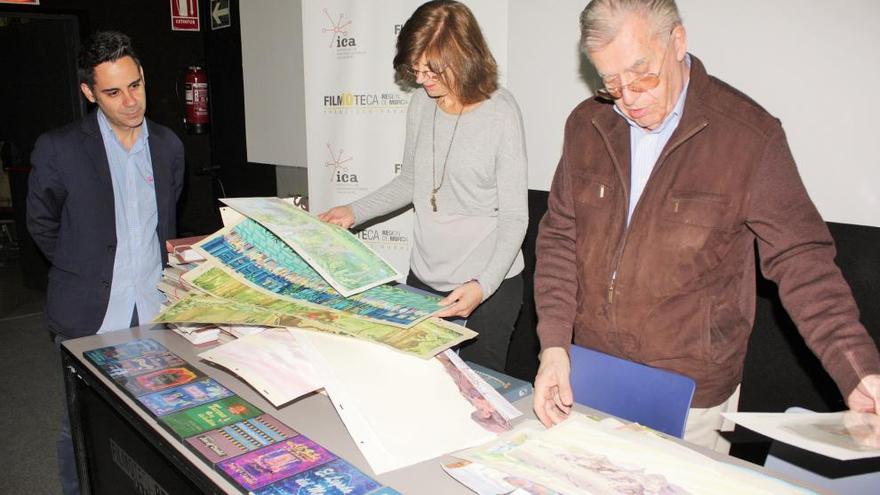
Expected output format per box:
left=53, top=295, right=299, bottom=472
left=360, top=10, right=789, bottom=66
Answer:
left=572, top=172, right=614, bottom=208
left=664, top=190, right=731, bottom=228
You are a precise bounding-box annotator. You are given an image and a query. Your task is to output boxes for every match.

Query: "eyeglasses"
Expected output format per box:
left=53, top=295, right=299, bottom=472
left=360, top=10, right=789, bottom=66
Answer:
left=596, top=33, right=673, bottom=100
left=400, top=65, right=444, bottom=81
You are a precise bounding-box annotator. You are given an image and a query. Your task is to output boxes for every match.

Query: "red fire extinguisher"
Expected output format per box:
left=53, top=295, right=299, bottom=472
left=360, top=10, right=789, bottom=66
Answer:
left=184, top=65, right=209, bottom=134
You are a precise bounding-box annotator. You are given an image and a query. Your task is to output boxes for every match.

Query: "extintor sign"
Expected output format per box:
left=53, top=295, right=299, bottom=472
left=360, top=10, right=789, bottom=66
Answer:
left=171, top=0, right=200, bottom=32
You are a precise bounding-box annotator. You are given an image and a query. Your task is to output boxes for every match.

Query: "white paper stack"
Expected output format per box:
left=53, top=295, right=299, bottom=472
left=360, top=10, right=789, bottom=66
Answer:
left=297, top=329, right=498, bottom=474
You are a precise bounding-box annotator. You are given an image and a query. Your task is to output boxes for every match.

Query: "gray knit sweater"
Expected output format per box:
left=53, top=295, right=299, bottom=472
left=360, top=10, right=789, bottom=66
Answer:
left=351, top=87, right=528, bottom=299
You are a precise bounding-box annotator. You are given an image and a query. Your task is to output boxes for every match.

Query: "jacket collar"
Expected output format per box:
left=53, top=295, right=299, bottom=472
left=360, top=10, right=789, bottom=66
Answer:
left=79, top=110, right=112, bottom=191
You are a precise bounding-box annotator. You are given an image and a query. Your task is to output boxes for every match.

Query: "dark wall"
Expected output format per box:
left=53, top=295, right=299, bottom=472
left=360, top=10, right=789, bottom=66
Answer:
left=2, top=0, right=277, bottom=286
left=203, top=0, right=277, bottom=201
left=740, top=222, right=880, bottom=413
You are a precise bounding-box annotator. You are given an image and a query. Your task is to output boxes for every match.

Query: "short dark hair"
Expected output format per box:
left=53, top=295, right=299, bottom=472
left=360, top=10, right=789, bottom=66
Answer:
left=393, top=0, right=498, bottom=105
left=78, top=31, right=141, bottom=88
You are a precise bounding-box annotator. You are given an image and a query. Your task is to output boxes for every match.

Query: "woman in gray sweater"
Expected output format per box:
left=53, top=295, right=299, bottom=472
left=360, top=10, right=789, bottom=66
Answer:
left=319, top=0, right=528, bottom=372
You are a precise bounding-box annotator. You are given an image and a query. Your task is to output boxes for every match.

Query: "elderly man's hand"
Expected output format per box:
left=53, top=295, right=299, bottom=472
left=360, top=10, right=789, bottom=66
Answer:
left=841, top=411, right=880, bottom=449
left=533, top=346, right=573, bottom=428
left=847, top=374, right=880, bottom=414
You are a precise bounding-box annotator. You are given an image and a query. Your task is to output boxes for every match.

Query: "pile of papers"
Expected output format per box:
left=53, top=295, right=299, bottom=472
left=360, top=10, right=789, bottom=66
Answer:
left=152, top=197, right=513, bottom=474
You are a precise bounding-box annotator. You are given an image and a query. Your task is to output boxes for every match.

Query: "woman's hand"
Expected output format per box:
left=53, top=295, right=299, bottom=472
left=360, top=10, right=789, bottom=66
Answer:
left=317, top=205, right=355, bottom=228
left=435, top=280, right=483, bottom=318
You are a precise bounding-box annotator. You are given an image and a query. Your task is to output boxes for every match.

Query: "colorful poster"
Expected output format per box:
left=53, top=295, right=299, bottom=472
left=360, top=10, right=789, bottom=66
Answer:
left=252, top=458, right=381, bottom=495
left=119, top=366, right=203, bottom=397
left=138, top=378, right=234, bottom=416
left=98, top=353, right=186, bottom=380
left=186, top=414, right=298, bottom=465
left=218, top=435, right=337, bottom=491
left=194, top=218, right=441, bottom=327
left=153, top=294, right=304, bottom=328
left=83, top=338, right=168, bottom=367
left=220, top=197, right=400, bottom=296
left=161, top=396, right=263, bottom=438
left=178, top=264, right=476, bottom=358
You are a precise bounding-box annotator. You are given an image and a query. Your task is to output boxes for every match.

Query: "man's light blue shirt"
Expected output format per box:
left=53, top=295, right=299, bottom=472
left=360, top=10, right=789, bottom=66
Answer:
left=96, top=110, right=163, bottom=333
left=614, top=56, right=691, bottom=224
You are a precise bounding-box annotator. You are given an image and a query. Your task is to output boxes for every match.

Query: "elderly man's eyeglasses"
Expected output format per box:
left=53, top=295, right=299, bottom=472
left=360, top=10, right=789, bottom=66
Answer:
left=596, top=35, right=673, bottom=100
left=401, top=65, right=444, bottom=80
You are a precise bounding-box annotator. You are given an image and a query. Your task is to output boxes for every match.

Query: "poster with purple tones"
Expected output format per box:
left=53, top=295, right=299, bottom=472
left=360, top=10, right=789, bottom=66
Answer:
left=252, top=458, right=381, bottom=495
left=218, top=435, right=336, bottom=490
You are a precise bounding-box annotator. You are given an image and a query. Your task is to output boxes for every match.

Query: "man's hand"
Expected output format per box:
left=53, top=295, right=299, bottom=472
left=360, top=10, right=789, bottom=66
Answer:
left=435, top=281, right=482, bottom=318
left=533, top=346, right=574, bottom=428
left=841, top=411, right=880, bottom=449
left=847, top=374, right=880, bottom=414
left=317, top=205, right=355, bottom=229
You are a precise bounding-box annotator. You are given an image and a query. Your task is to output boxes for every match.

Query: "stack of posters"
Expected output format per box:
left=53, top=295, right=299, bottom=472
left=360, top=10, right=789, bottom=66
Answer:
left=193, top=218, right=440, bottom=328
left=155, top=264, right=476, bottom=359
left=83, top=338, right=400, bottom=495
left=144, top=197, right=504, bottom=477
left=220, top=197, right=400, bottom=297
left=446, top=414, right=817, bottom=495
left=152, top=197, right=476, bottom=360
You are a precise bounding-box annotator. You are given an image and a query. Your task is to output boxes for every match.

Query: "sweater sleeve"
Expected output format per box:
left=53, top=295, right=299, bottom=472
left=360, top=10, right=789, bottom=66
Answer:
left=474, top=94, right=529, bottom=300
left=746, top=126, right=880, bottom=399
left=534, top=116, right=579, bottom=350
left=349, top=92, right=421, bottom=224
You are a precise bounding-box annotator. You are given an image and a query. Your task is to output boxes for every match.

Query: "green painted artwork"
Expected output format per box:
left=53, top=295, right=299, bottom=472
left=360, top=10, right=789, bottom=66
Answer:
left=194, top=218, right=441, bottom=328
left=161, top=396, right=263, bottom=438
left=157, top=265, right=477, bottom=358
left=221, top=197, right=400, bottom=296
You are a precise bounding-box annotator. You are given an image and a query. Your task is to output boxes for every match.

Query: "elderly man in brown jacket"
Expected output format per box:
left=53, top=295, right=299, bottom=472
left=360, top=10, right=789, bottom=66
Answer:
left=533, top=0, right=880, bottom=452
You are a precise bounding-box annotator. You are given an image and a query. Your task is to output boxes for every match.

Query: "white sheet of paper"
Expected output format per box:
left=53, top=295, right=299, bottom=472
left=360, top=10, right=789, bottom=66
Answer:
left=218, top=206, right=244, bottom=227
left=457, top=415, right=814, bottom=495
left=219, top=198, right=301, bottom=227
left=198, top=328, right=322, bottom=407
left=723, top=411, right=880, bottom=461
left=295, top=328, right=497, bottom=474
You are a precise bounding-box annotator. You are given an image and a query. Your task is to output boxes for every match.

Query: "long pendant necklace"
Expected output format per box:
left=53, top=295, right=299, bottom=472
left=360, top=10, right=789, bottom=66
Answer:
left=431, top=101, right=464, bottom=212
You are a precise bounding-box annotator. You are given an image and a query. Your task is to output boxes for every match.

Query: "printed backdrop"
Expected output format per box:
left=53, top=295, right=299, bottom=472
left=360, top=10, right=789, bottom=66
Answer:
left=302, top=0, right=508, bottom=277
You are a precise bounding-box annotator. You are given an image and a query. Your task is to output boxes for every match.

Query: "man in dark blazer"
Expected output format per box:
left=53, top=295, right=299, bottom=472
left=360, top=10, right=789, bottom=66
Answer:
left=26, top=31, right=184, bottom=495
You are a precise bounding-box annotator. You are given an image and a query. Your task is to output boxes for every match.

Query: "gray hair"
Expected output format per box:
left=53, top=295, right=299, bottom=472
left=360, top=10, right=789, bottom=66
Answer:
left=580, top=0, right=681, bottom=52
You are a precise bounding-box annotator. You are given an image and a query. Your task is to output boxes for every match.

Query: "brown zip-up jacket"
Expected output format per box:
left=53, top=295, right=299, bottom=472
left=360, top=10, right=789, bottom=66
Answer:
left=535, top=55, right=880, bottom=408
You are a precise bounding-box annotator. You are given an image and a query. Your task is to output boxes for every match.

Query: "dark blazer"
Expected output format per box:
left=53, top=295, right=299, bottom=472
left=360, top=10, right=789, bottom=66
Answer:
left=27, top=110, right=185, bottom=339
